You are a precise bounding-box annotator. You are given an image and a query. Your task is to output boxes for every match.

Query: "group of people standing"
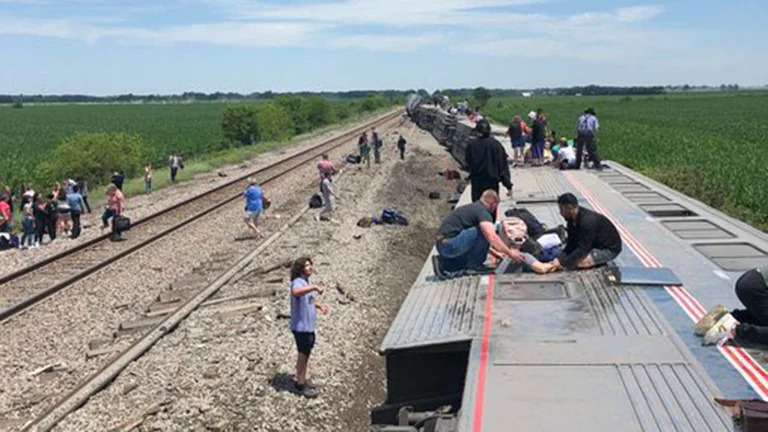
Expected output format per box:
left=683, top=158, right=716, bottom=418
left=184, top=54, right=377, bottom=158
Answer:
left=506, top=107, right=603, bottom=171
left=4, top=179, right=90, bottom=249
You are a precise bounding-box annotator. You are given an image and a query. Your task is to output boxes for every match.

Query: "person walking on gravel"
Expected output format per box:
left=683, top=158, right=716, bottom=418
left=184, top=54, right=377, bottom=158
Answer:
left=144, top=162, right=153, bottom=194
left=397, top=133, right=407, bottom=160
left=101, top=183, right=125, bottom=240
left=289, top=257, right=329, bottom=398
left=371, top=127, right=382, bottom=164
left=358, top=132, right=371, bottom=168
left=316, top=154, right=337, bottom=191
left=315, top=171, right=338, bottom=222
left=169, top=152, right=183, bottom=183
left=243, top=178, right=266, bottom=239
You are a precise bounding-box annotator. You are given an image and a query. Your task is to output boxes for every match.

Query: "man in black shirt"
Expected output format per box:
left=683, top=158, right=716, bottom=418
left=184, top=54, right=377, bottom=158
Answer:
left=465, top=119, right=512, bottom=203
left=550, top=193, right=622, bottom=271
left=435, top=190, right=524, bottom=275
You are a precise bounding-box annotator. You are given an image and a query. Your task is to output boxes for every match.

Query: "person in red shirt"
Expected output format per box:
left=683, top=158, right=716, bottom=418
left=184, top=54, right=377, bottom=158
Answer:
left=316, top=154, right=337, bottom=191
left=0, top=194, right=11, bottom=233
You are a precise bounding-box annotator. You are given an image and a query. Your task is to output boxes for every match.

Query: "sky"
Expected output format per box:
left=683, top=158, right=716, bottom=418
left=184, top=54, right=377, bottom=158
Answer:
left=1, top=0, right=767, bottom=95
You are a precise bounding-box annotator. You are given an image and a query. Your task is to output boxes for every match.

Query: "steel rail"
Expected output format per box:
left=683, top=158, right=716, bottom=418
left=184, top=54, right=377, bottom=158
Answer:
left=0, top=109, right=403, bottom=324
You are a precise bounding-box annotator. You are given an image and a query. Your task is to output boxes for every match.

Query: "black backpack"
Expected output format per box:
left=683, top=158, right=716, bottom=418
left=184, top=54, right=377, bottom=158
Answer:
left=309, top=194, right=323, bottom=208
left=505, top=208, right=544, bottom=239
left=507, top=121, right=522, bottom=140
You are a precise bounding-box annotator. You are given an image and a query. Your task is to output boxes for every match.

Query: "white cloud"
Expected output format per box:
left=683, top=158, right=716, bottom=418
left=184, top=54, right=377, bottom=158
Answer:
left=616, top=5, right=664, bottom=22
left=0, top=1, right=670, bottom=56
left=331, top=33, right=446, bottom=52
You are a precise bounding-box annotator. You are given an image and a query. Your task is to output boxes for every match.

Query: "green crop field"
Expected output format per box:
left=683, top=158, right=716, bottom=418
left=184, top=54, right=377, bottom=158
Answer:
left=485, top=92, right=768, bottom=232
left=0, top=96, right=391, bottom=193
left=0, top=103, right=227, bottom=187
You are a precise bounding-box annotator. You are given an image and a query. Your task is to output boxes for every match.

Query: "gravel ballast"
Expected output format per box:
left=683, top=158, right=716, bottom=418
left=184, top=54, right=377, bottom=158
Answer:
left=50, top=122, right=462, bottom=431
left=0, top=113, right=403, bottom=428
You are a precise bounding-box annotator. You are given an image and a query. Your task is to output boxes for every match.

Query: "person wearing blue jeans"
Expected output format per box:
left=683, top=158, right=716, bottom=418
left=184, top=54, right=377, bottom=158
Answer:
left=434, top=190, right=524, bottom=277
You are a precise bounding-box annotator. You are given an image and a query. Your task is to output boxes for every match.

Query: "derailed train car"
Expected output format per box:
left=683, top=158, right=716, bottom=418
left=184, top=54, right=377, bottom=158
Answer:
left=404, top=96, right=476, bottom=169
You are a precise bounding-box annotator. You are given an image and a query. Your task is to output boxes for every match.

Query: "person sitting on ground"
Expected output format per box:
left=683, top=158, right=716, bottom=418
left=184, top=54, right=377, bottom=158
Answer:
left=243, top=178, right=265, bottom=239
left=434, top=190, right=525, bottom=277
left=289, top=256, right=329, bottom=399
left=549, top=193, right=622, bottom=271
left=697, top=265, right=768, bottom=346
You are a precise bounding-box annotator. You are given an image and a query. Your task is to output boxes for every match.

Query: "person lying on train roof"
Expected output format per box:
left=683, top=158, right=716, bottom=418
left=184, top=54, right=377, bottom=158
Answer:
left=549, top=193, right=622, bottom=271
left=433, top=190, right=525, bottom=277
left=698, top=265, right=768, bottom=346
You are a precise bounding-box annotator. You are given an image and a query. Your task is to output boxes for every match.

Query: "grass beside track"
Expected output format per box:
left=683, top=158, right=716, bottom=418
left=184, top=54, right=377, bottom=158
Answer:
left=485, top=91, right=768, bottom=233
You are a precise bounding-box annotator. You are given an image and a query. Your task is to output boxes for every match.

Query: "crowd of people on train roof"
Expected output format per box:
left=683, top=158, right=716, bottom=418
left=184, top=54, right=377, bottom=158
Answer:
left=430, top=102, right=768, bottom=354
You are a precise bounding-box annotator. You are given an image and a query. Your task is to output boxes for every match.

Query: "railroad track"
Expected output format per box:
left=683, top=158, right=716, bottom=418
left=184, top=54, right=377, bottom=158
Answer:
left=0, top=109, right=403, bottom=325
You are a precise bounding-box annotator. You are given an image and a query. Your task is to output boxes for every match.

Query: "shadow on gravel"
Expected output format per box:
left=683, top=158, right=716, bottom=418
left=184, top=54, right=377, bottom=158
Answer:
left=270, top=372, right=300, bottom=395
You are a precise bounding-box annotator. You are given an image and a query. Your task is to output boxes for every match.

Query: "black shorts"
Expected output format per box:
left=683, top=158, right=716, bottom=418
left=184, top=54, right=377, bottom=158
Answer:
left=293, top=331, right=315, bottom=355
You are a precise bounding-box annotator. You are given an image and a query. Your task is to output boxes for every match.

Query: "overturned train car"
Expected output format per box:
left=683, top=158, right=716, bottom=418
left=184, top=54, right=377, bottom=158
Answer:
left=405, top=96, right=476, bottom=169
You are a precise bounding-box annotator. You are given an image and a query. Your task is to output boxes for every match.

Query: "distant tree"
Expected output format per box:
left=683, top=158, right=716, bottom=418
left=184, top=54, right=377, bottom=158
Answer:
left=360, top=95, right=387, bottom=112
left=40, top=132, right=147, bottom=185
left=472, top=86, right=491, bottom=109
left=302, top=97, right=336, bottom=129
left=682, top=84, right=691, bottom=91
left=221, top=105, right=260, bottom=146
left=274, top=95, right=309, bottom=134
left=256, top=103, right=294, bottom=142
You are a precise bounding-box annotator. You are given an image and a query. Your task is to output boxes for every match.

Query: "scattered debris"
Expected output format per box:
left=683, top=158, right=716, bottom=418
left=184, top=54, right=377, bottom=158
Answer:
left=29, top=362, right=67, bottom=377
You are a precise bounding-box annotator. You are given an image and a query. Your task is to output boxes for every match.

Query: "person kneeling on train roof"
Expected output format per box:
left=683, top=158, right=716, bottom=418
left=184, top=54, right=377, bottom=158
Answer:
left=465, top=119, right=513, bottom=203
left=434, top=190, right=525, bottom=276
left=549, top=193, right=622, bottom=271
left=697, top=266, right=768, bottom=346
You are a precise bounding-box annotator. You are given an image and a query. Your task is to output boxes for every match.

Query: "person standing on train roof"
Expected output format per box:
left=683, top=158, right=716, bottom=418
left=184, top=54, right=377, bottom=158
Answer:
left=549, top=193, right=622, bottom=271
left=575, top=107, right=603, bottom=170
left=465, top=119, right=513, bottom=204
left=433, top=190, right=525, bottom=278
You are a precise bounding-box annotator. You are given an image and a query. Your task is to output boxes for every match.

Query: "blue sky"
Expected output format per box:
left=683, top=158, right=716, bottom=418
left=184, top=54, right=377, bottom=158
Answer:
left=1, top=0, right=766, bottom=95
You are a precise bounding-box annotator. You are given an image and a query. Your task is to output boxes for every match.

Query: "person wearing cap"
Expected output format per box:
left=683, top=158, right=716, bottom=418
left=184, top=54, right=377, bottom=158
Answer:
left=575, top=108, right=602, bottom=170
left=244, top=178, right=266, bottom=239
left=465, top=119, right=513, bottom=205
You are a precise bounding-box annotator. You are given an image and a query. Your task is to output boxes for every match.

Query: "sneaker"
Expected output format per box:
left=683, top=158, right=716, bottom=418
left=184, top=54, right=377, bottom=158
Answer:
left=295, top=383, right=319, bottom=399
left=695, top=304, right=728, bottom=336
left=314, top=214, right=321, bottom=222
left=703, top=313, right=739, bottom=346
left=432, top=255, right=447, bottom=278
